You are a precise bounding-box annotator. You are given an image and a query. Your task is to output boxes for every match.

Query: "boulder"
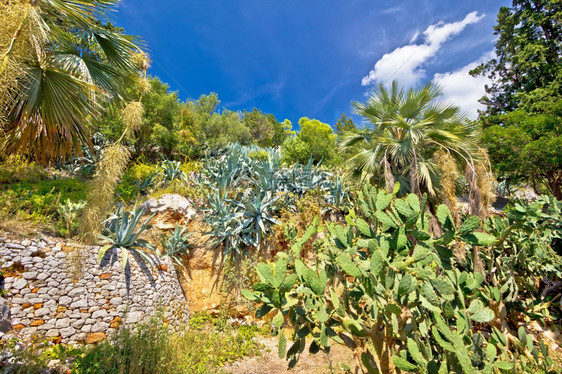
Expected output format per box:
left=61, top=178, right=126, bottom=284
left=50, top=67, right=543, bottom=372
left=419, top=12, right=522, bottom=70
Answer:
left=141, top=194, right=197, bottom=229
left=0, top=298, right=11, bottom=333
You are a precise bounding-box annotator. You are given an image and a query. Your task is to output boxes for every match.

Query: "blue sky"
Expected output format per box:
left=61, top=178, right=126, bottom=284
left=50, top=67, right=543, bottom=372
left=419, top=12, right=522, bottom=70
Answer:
left=116, top=0, right=510, bottom=126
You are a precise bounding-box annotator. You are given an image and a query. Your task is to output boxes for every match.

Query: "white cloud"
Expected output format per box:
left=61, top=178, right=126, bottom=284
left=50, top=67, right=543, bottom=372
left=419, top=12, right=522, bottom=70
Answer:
left=433, top=52, right=493, bottom=119
left=361, top=11, right=484, bottom=87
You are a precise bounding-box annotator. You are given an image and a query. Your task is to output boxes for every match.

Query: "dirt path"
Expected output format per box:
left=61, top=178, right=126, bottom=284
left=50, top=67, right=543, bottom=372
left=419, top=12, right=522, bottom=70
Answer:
left=225, top=336, right=356, bottom=374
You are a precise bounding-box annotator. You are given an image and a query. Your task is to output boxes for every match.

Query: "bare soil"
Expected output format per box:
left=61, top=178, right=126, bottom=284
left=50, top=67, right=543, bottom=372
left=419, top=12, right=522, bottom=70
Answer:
left=225, top=336, right=356, bottom=374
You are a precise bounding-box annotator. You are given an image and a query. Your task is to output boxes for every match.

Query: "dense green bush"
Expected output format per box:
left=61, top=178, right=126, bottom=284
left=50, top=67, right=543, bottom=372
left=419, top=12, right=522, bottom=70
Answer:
left=0, top=178, right=87, bottom=224
left=244, top=184, right=560, bottom=373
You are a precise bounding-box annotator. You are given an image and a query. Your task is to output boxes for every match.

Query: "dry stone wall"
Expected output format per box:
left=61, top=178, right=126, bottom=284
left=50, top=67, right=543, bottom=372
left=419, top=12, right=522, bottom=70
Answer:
left=0, top=235, right=189, bottom=344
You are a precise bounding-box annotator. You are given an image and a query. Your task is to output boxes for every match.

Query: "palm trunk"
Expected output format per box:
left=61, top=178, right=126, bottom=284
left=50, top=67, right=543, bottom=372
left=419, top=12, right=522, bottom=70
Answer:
left=410, top=153, right=421, bottom=197
left=383, top=153, right=395, bottom=193
left=465, top=164, right=484, bottom=275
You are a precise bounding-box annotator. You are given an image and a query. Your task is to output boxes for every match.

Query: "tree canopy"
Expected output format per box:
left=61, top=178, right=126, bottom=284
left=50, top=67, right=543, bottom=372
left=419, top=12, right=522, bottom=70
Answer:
left=471, top=0, right=562, bottom=198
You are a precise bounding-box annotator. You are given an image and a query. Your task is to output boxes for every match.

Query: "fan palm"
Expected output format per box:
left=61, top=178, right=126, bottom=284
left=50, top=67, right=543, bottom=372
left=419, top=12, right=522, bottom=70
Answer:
left=342, top=81, right=482, bottom=197
left=0, top=0, right=142, bottom=164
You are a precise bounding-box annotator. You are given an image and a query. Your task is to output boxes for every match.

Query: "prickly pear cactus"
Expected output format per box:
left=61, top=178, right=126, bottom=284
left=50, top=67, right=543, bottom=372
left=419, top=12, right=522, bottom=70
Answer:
left=244, top=185, right=550, bottom=373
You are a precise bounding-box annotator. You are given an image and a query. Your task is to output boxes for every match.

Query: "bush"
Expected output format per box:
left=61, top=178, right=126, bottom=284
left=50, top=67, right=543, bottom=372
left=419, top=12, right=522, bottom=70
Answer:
left=0, top=178, right=87, bottom=224
left=0, top=155, right=49, bottom=184
left=1, top=313, right=262, bottom=374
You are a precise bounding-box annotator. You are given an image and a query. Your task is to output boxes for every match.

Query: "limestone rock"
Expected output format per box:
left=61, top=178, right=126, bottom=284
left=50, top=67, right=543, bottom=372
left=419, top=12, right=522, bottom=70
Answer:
left=141, top=194, right=196, bottom=229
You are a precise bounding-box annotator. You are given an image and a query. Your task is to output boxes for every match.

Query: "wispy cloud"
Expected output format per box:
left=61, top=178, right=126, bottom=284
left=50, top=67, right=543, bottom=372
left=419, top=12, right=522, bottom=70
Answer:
left=433, top=51, right=493, bottom=119
left=379, top=6, right=402, bottom=15
left=224, top=79, right=285, bottom=108
left=361, top=11, right=484, bottom=87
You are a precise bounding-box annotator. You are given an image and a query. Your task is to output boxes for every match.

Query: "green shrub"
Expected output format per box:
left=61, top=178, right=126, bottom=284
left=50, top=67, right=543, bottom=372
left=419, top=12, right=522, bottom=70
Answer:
left=0, top=155, right=49, bottom=184
left=244, top=184, right=558, bottom=373
left=74, top=313, right=261, bottom=374
left=0, top=178, right=87, bottom=224
left=117, top=162, right=159, bottom=201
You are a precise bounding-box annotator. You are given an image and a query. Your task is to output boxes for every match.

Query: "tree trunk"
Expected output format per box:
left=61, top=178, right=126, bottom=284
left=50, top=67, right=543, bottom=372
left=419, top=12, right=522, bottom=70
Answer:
left=383, top=155, right=395, bottom=193
left=546, top=171, right=562, bottom=200
left=466, top=165, right=484, bottom=275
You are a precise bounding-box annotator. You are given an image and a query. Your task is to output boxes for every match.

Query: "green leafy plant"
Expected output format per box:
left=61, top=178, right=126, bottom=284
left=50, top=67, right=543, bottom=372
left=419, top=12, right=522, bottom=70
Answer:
left=57, top=199, right=86, bottom=237
left=161, top=224, right=192, bottom=266
left=244, top=184, right=555, bottom=373
left=98, top=204, right=157, bottom=269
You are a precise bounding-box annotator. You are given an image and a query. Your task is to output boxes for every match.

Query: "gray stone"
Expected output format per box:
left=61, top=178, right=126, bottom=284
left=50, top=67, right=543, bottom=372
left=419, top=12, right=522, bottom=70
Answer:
left=38, top=323, right=56, bottom=331
left=68, top=287, right=86, bottom=298
left=12, top=278, right=27, bottom=290
left=21, top=327, right=37, bottom=335
left=91, top=322, right=109, bottom=333
left=70, top=299, right=88, bottom=309
left=71, top=319, right=85, bottom=329
left=6, top=243, right=25, bottom=250
left=55, top=318, right=70, bottom=328
left=58, top=296, right=72, bottom=306
left=125, top=311, right=143, bottom=324
left=81, top=324, right=92, bottom=333
left=110, top=297, right=123, bottom=306
left=21, top=272, right=38, bottom=280
left=35, top=308, right=50, bottom=317
left=92, top=309, right=108, bottom=319
left=46, top=329, right=60, bottom=337
left=60, top=326, right=76, bottom=338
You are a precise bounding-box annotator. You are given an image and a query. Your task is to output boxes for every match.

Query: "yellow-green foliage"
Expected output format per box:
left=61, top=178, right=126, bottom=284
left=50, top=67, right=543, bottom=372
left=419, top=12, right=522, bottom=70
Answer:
left=281, top=117, right=339, bottom=165
left=476, top=162, right=496, bottom=217
left=0, top=155, right=49, bottom=184
left=128, top=162, right=158, bottom=180
left=81, top=144, right=131, bottom=242
left=180, top=160, right=202, bottom=174
left=0, top=179, right=87, bottom=223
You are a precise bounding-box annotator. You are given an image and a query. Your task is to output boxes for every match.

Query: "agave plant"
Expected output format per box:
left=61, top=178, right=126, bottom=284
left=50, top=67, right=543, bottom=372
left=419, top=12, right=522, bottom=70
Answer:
left=204, top=192, right=245, bottom=256
left=133, top=172, right=157, bottom=195
left=159, top=159, right=185, bottom=185
left=98, top=204, right=157, bottom=269
left=234, top=191, right=281, bottom=249
left=278, top=158, right=330, bottom=195
left=325, top=176, right=349, bottom=207
left=161, top=224, right=192, bottom=266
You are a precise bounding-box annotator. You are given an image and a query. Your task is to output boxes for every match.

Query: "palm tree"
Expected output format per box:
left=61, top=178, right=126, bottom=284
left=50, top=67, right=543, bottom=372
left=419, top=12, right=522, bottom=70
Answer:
left=341, top=81, right=483, bottom=198
left=0, top=0, right=142, bottom=164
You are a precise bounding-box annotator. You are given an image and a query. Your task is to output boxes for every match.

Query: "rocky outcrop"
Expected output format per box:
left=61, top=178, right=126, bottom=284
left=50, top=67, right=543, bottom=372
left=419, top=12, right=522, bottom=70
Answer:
left=0, top=236, right=189, bottom=344
left=142, top=194, right=197, bottom=229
